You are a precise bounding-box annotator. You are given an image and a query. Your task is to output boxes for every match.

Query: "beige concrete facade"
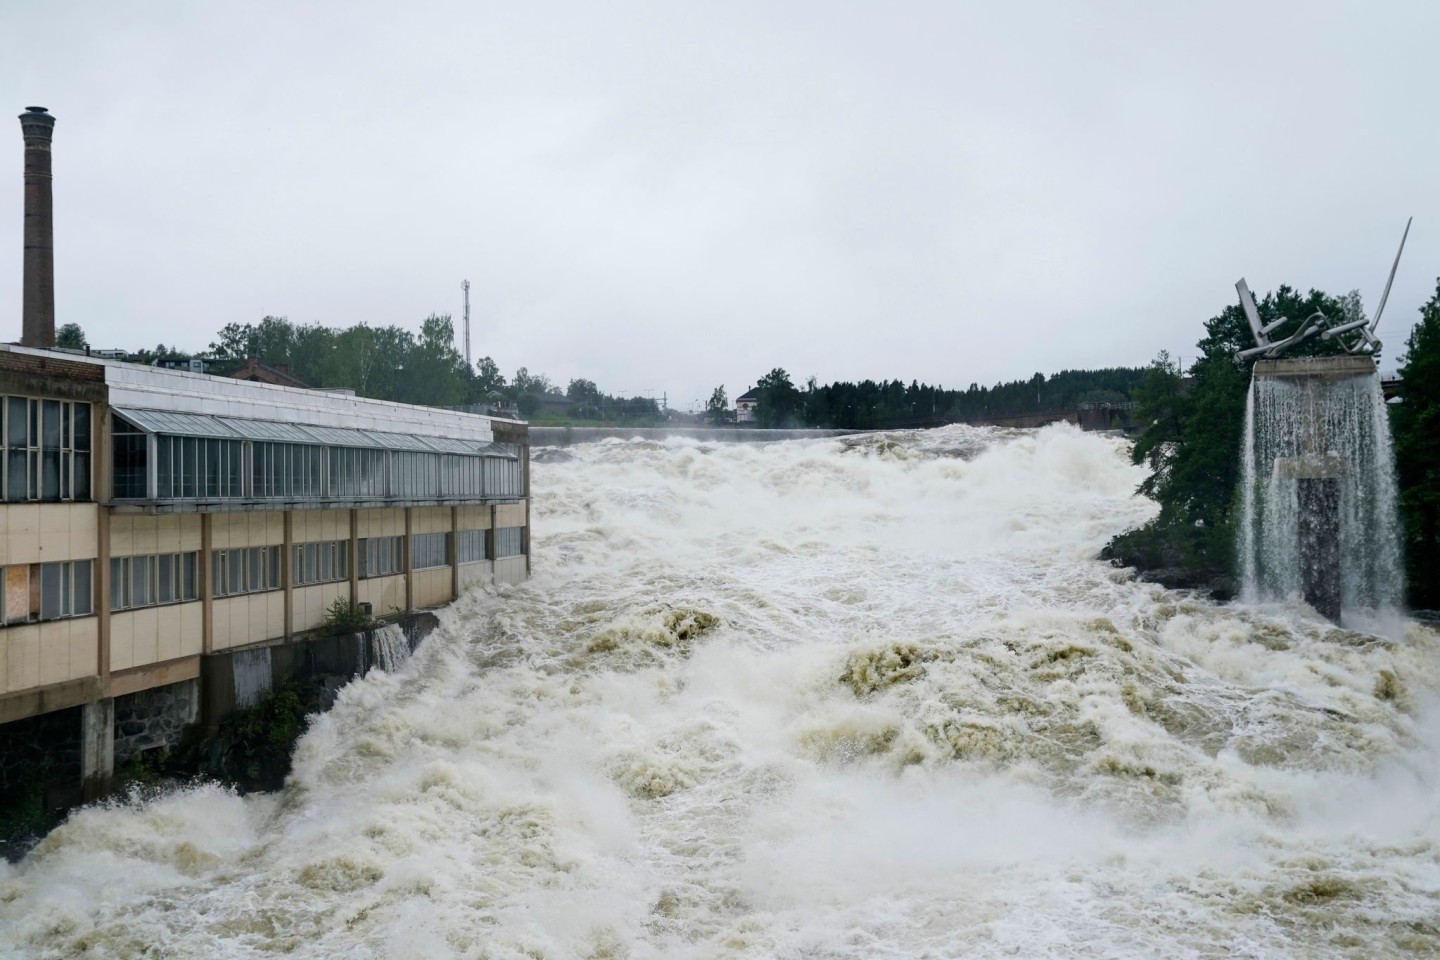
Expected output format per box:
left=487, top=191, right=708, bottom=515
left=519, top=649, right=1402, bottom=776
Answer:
left=494, top=556, right=528, bottom=585
left=0, top=345, right=530, bottom=728
left=211, top=513, right=285, bottom=550
left=358, top=574, right=407, bottom=615
left=211, top=592, right=287, bottom=651
left=1, top=617, right=97, bottom=694
left=110, top=603, right=203, bottom=672
left=0, top=503, right=100, bottom=565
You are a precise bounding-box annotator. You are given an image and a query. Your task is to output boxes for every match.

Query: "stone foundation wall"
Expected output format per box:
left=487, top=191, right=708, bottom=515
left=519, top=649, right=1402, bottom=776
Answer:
left=113, top=680, right=199, bottom=763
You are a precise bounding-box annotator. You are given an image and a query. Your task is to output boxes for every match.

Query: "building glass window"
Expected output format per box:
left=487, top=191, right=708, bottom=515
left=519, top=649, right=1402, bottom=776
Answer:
left=494, top=527, right=524, bottom=558
left=411, top=532, right=450, bottom=570
left=212, top=546, right=282, bottom=597
left=110, top=553, right=199, bottom=611
left=293, top=540, right=349, bottom=586
left=1, top=396, right=94, bottom=503
left=360, top=536, right=404, bottom=578
left=0, top=560, right=93, bottom=622
left=153, top=436, right=243, bottom=499
left=456, top=529, right=487, bottom=563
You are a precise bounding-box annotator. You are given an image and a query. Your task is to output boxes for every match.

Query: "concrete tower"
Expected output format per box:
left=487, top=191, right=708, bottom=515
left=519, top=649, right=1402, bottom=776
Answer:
left=19, top=106, right=56, bottom=348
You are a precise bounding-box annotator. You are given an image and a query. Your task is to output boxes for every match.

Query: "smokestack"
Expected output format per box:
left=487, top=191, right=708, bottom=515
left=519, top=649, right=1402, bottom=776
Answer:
left=19, top=106, right=56, bottom=349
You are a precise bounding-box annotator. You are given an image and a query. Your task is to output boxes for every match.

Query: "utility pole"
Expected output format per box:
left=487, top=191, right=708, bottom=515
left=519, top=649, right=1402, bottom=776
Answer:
left=461, top=279, right=472, bottom=369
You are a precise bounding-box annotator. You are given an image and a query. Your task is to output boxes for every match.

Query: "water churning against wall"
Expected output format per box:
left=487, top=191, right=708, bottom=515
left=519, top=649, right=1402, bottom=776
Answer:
left=369, top=623, right=413, bottom=673
left=1239, top=371, right=1404, bottom=616
left=2, top=425, right=1437, bottom=958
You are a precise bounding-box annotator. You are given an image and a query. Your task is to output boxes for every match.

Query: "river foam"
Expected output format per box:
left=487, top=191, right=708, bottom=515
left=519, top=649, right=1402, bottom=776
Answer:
left=2, top=424, right=1437, bottom=958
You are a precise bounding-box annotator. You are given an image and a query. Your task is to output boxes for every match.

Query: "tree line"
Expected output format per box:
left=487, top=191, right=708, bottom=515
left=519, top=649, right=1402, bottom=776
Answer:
left=56, top=316, right=660, bottom=420
left=706, top=366, right=1147, bottom=429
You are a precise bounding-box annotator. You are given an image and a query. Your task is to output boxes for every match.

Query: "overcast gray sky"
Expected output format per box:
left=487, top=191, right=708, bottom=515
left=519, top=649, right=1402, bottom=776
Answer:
left=5, top=0, right=1438, bottom=409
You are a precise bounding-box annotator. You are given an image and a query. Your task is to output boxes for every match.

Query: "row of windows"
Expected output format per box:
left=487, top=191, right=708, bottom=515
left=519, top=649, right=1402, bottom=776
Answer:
left=213, top=546, right=284, bottom=598
left=412, top=532, right=449, bottom=570
left=495, top=527, right=524, bottom=558
left=1, top=560, right=94, bottom=623
left=2, top=396, right=92, bottom=503
left=113, top=430, right=523, bottom=503
left=112, top=552, right=200, bottom=610
left=0, top=529, right=524, bottom=624
left=361, top=536, right=405, bottom=578
left=295, top=540, right=349, bottom=586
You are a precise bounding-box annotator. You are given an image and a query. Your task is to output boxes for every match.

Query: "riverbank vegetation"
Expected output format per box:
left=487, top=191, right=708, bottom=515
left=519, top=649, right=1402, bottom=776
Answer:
left=1105, top=281, right=1440, bottom=610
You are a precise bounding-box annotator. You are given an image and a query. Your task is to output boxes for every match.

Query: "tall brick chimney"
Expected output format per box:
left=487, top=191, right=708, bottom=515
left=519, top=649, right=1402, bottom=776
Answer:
left=19, top=106, right=56, bottom=349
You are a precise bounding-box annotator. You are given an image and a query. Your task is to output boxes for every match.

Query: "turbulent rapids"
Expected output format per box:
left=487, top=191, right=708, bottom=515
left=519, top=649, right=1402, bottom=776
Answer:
left=2, top=425, right=1439, bottom=958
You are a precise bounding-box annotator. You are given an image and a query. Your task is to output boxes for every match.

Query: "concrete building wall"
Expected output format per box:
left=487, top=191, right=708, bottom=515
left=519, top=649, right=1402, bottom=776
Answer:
left=109, top=602, right=203, bottom=672
left=110, top=514, right=202, bottom=558
left=211, top=513, right=285, bottom=550
left=412, top=568, right=452, bottom=608
left=294, top=581, right=349, bottom=633
left=456, top=505, right=491, bottom=531
left=495, top=502, right=526, bottom=529
left=458, top=561, right=494, bottom=590
left=357, top=509, right=405, bottom=539
left=292, top=509, right=349, bottom=543
left=494, top=556, right=528, bottom=585
left=212, top=592, right=285, bottom=651
left=0, top=503, right=99, bottom=565
left=411, top=507, right=451, bottom=535
left=358, top=574, right=406, bottom=615
left=1, top=617, right=97, bottom=694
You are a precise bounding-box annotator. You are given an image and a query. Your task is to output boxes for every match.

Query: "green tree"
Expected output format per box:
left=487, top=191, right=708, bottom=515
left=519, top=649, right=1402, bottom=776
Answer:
left=755, top=368, right=800, bottom=428
left=472, top=356, right=506, bottom=400
left=1393, top=278, right=1440, bottom=609
left=55, top=322, right=88, bottom=350
left=706, top=385, right=728, bottom=424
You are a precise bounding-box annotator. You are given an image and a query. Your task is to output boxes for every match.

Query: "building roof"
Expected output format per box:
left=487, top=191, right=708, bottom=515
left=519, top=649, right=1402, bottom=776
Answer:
left=228, top=356, right=310, bottom=388
left=736, top=388, right=759, bottom=403
left=0, top=343, right=522, bottom=444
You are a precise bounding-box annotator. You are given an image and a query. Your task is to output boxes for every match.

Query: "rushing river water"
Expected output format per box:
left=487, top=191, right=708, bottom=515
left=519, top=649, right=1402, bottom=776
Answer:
left=2, top=424, right=1438, bottom=958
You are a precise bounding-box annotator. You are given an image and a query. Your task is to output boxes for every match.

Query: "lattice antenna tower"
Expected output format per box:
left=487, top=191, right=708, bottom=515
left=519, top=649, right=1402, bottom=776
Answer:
left=461, top=279, right=472, bottom=369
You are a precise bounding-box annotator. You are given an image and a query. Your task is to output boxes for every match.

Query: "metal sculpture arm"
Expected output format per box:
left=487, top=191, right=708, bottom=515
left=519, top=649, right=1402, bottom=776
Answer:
left=1321, top=216, right=1411, bottom=356
left=1235, top=217, right=1412, bottom=361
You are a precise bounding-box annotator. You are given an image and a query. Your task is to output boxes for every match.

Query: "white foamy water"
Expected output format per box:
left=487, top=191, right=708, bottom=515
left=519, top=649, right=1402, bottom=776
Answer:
left=3, top=424, right=1439, bottom=958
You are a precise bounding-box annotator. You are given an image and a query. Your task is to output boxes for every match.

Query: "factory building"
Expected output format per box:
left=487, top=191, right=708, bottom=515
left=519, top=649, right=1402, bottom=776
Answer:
left=1, top=107, right=529, bottom=805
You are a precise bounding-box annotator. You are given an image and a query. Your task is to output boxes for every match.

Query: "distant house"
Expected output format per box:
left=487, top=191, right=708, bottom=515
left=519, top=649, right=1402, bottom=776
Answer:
left=228, top=356, right=310, bottom=388
left=534, top=392, right=573, bottom=418
left=735, top=387, right=759, bottom=423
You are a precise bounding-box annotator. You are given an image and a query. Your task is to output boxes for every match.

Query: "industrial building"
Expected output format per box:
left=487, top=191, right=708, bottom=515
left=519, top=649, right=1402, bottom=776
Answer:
left=1, top=107, right=530, bottom=806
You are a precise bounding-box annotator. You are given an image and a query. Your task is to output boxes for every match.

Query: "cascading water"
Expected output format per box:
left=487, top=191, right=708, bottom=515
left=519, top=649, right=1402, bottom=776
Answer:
left=1238, top=364, right=1405, bottom=618
left=1, top=425, right=1437, bottom=958
left=230, top=646, right=274, bottom=709
left=368, top=623, right=413, bottom=673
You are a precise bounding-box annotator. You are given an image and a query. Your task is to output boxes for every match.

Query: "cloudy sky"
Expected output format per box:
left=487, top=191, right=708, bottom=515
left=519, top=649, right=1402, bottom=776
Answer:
left=4, top=0, right=1437, bottom=409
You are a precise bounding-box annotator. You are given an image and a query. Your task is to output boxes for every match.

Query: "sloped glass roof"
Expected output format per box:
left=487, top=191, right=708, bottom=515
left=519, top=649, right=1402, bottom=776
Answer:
left=216, top=417, right=316, bottom=443
left=114, top=409, right=240, bottom=438
left=113, top=407, right=510, bottom=457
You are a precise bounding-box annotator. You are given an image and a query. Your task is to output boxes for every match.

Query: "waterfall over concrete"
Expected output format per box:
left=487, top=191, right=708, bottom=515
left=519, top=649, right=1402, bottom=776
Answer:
left=368, top=624, right=412, bottom=673
left=1239, top=356, right=1404, bottom=619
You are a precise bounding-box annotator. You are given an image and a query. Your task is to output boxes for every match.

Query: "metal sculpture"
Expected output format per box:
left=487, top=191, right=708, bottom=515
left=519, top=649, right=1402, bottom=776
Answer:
left=1234, top=217, right=1412, bottom=361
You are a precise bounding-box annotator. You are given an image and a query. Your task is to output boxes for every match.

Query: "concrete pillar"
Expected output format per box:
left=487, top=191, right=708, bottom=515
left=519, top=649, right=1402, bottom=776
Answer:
left=450, top=505, right=460, bottom=601
left=403, top=506, right=414, bottom=612
left=19, top=106, right=56, bottom=349
left=80, top=698, right=114, bottom=802
left=348, top=508, right=359, bottom=610
left=282, top=510, right=294, bottom=636
left=1298, top=477, right=1342, bottom=622
left=200, top=513, right=215, bottom=653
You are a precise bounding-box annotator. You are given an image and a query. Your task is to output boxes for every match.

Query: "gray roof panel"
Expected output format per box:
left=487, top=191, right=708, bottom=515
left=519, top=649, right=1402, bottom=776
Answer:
left=114, top=409, right=241, bottom=439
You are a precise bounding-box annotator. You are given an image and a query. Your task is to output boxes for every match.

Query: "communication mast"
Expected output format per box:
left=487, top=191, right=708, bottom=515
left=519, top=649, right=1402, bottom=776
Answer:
left=461, top=279, right=472, bottom=369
